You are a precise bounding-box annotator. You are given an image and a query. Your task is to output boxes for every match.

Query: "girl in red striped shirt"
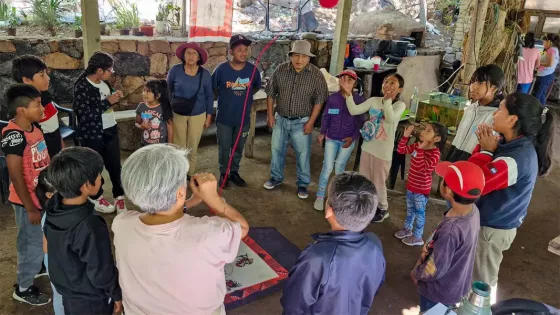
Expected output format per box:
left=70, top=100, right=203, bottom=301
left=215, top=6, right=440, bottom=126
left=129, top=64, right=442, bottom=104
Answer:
left=394, top=123, right=447, bottom=246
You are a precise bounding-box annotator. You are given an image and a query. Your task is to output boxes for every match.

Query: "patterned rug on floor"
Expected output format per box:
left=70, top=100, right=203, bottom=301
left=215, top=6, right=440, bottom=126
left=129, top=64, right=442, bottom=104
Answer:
left=224, top=227, right=301, bottom=310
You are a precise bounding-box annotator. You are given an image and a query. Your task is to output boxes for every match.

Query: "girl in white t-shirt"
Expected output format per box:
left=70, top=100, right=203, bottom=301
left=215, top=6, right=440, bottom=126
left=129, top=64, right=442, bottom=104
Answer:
left=73, top=52, right=126, bottom=214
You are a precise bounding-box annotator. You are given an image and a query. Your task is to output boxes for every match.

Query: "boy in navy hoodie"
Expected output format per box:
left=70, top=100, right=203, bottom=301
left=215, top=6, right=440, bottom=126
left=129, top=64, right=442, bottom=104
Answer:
left=411, top=161, right=485, bottom=312
left=281, top=172, right=385, bottom=315
left=44, top=147, right=122, bottom=315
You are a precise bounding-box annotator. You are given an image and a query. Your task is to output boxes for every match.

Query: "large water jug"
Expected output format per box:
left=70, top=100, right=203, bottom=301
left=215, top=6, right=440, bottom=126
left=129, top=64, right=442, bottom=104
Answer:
left=457, top=281, right=492, bottom=315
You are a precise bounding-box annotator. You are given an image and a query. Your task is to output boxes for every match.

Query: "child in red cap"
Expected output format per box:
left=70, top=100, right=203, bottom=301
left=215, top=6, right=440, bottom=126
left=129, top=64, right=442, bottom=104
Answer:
left=410, top=160, right=485, bottom=312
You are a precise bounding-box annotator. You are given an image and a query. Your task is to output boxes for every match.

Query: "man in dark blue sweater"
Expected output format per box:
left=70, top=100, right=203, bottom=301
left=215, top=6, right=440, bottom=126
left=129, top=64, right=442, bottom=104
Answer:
left=281, top=172, right=385, bottom=315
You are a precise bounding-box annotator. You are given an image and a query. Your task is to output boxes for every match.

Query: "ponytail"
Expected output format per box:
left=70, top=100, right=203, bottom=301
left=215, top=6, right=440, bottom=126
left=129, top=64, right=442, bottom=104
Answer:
left=504, top=93, right=555, bottom=177
left=145, top=79, right=173, bottom=123
left=74, top=51, right=114, bottom=88
left=536, top=108, right=554, bottom=177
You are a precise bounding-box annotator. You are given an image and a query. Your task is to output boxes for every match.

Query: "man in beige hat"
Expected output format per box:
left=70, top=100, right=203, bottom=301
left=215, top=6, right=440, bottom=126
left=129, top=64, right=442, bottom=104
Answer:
left=263, top=40, right=328, bottom=200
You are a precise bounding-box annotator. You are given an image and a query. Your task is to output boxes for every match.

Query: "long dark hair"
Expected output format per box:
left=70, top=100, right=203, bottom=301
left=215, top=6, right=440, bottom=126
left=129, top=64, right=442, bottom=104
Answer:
left=470, top=64, right=505, bottom=101
left=545, top=34, right=560, bottom=49
left=505, top=92, right=555, bottom=176
left=431, top=122, right=448, bottom=152
left=36, top=169, right=56, bottom=210
left=383, top=73, right=405, bottom=103
left=75, top=51, right=114, bottom=87
left=524, top=33, right=535, bottom=49
left=145, top=79, right=173, bottom=123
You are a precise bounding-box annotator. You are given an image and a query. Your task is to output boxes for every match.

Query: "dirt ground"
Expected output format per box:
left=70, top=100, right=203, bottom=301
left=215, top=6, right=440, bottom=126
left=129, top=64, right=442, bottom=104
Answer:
left=0, top=128, right=559, bottom=315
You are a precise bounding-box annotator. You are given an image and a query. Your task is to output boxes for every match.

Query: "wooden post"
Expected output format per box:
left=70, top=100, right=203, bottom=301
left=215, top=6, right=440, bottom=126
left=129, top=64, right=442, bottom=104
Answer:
left=329, top=0, right=352, bottom=75
left=81, top=0, right=101, bottom=64
left=461, top=0, right=490, bottom=95
left=182, top=0, right=187, bottom=36
left=419, top=0, right=427, bottom=26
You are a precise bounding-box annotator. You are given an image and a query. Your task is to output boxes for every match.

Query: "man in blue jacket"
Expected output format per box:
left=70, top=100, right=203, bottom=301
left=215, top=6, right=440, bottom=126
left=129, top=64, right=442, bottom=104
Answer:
left=281, top=172, right=386, bottom=315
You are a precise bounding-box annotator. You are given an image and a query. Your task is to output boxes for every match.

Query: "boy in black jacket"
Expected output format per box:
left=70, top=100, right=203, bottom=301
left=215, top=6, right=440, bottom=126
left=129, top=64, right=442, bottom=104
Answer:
left=44, top=147, right=122, bottom=315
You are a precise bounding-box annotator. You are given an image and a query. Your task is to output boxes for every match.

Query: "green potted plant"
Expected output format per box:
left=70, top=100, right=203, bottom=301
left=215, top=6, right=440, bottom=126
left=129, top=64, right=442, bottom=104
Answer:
left=73, top=15, right=82, bottom=37
left=109, top=0, right=139, bottom=35
left=169, top=4, right=181, bottom=37
left=155, top=2, right=170, bottom=35
left=7, top=7, right=18, bottom=36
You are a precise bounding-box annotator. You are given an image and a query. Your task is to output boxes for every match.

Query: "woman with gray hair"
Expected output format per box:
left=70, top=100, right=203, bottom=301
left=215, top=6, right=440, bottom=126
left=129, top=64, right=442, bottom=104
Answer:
left=112, top=144, right=249, bottom=315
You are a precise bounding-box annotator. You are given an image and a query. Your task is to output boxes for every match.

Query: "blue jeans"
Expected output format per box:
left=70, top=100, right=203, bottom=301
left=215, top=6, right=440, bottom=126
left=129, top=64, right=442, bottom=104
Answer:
left=420, top=295, right=451, bottom=312
left=45, top=253, right=65, bottom=315
left=517, top=83, right=531, bottom=94
left=14, top=205, right=44, bottom=289
left=42, top=214, right=65, bottom=315
left=270, top=113, right=312, bottom=187
left=317, top=139, right=356, bottom=198
left=533, top=73, right=555, bottom=105
left=404, top=190, right=428, bottom=239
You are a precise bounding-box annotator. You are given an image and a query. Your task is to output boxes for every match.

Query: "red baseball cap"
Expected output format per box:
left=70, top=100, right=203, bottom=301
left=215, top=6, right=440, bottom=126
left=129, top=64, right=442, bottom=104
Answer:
left=435, top=161, right=486, bottom=199
left=336, top=70, right=358, bottom=80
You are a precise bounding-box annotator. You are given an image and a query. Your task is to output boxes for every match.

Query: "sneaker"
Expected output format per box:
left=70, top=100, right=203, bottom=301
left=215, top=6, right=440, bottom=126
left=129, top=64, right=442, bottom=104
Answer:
left=313, top=197, right=324, bottom=211
left=402, top=236, right=425, bottom=247
left=91, top=197, right=115, bottom=214
left=229, top=172, right=247, bottom=187
left=115, top=196, right=127, bottom=215
left=219, top=174, right=229, bottom=189
left=34, top=262, right=47, bottom=279
left=297, top=187, right=309, bottom=199
left=371, top=209, right=389, bottom=223
left=13, top=285, right=51, bottom=306
left=263, top=178, right=282, bottom=190
left=394, top=229, right=413, bottom=239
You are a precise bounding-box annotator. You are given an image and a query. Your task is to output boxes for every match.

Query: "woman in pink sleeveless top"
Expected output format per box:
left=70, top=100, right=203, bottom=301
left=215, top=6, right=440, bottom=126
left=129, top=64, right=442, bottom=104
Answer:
left=517, top=33, right=540, bottom=94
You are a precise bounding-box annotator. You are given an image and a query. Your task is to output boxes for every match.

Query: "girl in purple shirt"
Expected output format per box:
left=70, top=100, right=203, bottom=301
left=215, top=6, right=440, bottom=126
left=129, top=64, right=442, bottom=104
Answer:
left=314, top=70, right=365, bottom=211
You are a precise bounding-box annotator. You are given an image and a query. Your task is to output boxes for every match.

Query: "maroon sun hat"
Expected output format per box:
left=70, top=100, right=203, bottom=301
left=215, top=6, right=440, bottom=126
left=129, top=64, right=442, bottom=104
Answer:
left=175, top=42, right=208, bottom=66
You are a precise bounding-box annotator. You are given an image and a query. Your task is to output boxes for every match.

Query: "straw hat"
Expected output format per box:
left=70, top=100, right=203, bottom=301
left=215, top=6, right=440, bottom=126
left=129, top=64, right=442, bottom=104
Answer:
left=288, top=40, right=315, bottom=57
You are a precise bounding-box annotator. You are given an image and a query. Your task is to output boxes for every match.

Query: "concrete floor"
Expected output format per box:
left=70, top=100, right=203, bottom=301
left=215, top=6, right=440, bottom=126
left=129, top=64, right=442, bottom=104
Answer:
left=0, top=128, right=559, bottom=315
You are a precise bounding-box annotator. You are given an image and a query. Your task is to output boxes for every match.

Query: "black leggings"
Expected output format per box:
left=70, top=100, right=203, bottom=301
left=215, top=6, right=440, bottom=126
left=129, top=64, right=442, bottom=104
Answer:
left=81, top=126, right=124, bottom=199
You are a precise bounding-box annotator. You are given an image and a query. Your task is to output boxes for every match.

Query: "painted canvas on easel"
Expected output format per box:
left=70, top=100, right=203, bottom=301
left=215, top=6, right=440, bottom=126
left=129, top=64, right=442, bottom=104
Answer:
left=189, top=0, right=233, bottom=42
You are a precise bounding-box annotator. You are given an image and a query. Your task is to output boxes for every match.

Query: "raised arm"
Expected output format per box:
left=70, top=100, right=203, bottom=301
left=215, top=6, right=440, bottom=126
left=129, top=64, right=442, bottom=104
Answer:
left=382, top=100, right=405, bottom=123
left=345, top=95, right=373, bottom=115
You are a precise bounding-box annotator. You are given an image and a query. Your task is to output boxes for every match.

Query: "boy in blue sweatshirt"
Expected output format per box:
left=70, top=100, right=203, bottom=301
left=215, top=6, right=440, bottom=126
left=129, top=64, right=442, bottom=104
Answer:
left=281, top=172, right=385, bottom=315
left=411, top=161, right=485, bottom=312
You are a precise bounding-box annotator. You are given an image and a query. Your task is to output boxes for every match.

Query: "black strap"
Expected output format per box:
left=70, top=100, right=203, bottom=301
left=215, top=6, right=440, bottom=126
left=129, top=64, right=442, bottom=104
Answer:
left=190, top=67, right=203, bottom=101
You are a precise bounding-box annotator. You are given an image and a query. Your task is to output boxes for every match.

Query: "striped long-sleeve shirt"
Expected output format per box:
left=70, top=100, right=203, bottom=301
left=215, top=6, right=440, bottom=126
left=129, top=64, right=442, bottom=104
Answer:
left=397, top=136, right=441, bottom=195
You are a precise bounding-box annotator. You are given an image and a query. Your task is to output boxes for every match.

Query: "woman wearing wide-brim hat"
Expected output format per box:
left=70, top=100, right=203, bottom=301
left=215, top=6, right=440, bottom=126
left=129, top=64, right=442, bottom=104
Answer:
left=167, top=42, right=214, bottom=177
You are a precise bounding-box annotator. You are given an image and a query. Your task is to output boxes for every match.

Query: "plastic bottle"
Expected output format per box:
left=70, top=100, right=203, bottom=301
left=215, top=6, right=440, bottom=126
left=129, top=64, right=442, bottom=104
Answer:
left=457, top=281, right=492, bottom=315
left=410, top=86, right=419, bottom=119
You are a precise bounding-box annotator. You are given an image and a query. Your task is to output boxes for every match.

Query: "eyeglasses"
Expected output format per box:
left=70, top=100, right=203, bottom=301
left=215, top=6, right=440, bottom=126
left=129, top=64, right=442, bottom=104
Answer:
left=104, top=68, right=115, bottom=74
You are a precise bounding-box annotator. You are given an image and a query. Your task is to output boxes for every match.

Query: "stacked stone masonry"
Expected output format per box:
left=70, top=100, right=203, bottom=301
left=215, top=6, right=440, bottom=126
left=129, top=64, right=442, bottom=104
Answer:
left=0, top=37, right=337, bottom=111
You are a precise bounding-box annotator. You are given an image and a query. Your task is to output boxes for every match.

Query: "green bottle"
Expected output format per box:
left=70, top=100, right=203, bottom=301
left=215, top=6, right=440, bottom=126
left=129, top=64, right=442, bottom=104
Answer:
left=457, top=281, right=492, bottom=315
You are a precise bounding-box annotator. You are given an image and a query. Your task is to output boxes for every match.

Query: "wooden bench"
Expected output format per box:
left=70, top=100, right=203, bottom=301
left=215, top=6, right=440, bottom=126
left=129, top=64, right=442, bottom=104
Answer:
left=92, top=91, right=269, bottom=154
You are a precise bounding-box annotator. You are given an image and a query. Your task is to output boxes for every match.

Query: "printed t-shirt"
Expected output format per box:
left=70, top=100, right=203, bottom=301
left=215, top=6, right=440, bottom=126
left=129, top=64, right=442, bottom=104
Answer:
left=87, top=78, right=117, bottom=130
left=1, top=121, right=50, bottom=209
left=212, top=62, right=262, bottom=126
left=135, top=103, right=168, bottom=144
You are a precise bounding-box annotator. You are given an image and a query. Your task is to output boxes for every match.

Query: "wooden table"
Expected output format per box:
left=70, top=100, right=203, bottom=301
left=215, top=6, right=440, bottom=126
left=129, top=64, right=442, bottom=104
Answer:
left=244, top=90, right=268, bottom=158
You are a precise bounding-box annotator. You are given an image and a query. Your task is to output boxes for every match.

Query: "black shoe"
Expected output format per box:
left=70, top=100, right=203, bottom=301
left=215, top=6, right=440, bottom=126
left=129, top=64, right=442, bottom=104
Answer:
left=34, top=262, right=47, bottom=279
left=229, top=172, right=247, bottom=187
left=13, top=284, right=51, bottom=306
left=219, top=174, right=229, bottom=189
left=372, top=209, right=390, bottom=223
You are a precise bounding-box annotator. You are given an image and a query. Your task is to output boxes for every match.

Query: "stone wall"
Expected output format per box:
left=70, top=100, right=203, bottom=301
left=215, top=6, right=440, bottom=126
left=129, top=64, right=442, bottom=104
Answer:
left=0, top=36, right=335, bottom=110
left=452, top=0, right=473, bottom=51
